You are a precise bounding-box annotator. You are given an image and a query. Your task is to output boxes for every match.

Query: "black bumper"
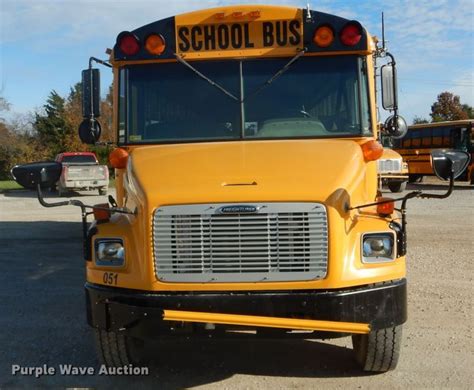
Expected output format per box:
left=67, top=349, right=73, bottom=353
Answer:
left=85, top=279, right=407, bottom=337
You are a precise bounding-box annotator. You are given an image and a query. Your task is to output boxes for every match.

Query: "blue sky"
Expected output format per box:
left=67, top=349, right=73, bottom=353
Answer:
left=1, top=0, right=473, bottom=123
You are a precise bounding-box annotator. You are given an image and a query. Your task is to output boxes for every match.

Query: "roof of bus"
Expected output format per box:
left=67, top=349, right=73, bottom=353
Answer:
left=408, top=119, right=474, bottom=129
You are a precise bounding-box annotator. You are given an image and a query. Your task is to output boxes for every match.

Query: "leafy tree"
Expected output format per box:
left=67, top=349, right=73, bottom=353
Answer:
left=412, top=116, right=429, bottom=125
left=461, top=104, right=473, bottom=119
left=430, top=92, right=468, bottom=122
left=34, top=90, right=70, bottom=157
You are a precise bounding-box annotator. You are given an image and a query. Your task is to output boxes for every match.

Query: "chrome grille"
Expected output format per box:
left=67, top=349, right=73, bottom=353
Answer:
left=378, top=159, right=402, bottom=173
left=153, top=203, right=328, bottom=283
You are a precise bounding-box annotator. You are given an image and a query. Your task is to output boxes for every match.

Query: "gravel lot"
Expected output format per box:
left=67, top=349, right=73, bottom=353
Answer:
left=0, top=180, right=472, bottom=389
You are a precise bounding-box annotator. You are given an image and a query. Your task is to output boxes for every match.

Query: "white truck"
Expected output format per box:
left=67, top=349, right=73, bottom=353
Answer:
left=54, top=152, right=109, bottom=196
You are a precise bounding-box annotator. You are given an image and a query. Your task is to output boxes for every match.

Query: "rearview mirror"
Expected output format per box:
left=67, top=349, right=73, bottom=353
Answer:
left=11, top=162, right=62, bottom=189
left=381, top=64, right=397, bottom=110
left=430, top=150, right=470, bottom=181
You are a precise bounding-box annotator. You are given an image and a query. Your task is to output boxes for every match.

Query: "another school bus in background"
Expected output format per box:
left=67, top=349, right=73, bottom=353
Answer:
left=378, top=148, right=408, bottom=192
left=394, top=120, right=474, bottom=184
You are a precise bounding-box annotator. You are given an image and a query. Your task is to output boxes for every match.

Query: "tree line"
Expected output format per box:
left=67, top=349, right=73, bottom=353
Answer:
left=0, top=84, right=114, bottom=179
left=413, top=91, right=473, bottom=124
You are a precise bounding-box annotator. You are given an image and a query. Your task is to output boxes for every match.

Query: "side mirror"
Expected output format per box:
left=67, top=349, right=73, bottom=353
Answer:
left=78, top=118, right=102, bottom=144
left=80, top=68, right=102, bottom=144
left=381, top=64, right=397, bottom=110
left=383, top=115, right=408, bottom=139
left=431, top=150, right=470, bottom=181
left=11, top=162, right=62, bottom=189
left=82, top=68, right=101, bottom=118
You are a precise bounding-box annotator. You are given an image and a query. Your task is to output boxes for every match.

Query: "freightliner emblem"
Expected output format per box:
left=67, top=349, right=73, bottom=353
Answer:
left=218, top=205, right=258, bottom=214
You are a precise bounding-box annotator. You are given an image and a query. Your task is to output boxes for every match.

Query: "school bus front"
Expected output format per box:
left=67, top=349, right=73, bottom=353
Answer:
left=84, top=5, right=407, bottom=372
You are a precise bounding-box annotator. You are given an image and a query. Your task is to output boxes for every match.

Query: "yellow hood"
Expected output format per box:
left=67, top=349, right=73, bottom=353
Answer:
left=129, top=139, right=372, bottom=208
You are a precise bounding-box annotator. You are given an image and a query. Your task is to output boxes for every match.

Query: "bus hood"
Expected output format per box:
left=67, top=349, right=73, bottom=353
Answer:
left=129, top=139, right=372, bottom=208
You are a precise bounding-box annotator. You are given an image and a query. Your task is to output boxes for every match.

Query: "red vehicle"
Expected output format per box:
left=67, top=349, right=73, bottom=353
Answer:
left=54, top=152, right=109, bottom=196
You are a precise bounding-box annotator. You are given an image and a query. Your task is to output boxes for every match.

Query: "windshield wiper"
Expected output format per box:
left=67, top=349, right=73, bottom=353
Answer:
left=244, top=47, right=308, bottom=101
left=174, top=53, right=239, bottom=102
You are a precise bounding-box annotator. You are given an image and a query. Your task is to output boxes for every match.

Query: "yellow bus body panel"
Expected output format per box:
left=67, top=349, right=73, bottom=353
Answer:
left=87, top=139, right=405, bottom=292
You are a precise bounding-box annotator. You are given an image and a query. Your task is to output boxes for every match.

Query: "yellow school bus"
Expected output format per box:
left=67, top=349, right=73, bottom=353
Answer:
left=378, top=148, right=409, bottom=192
left=16, top=5, right=437, bottom=373
left=394, top=120, right=474, bottom=183
left=83, top=5, right=409, bottom=372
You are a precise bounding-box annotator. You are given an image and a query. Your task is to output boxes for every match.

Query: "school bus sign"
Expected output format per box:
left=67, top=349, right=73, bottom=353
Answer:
left=176, top=16, right=303, bottom=58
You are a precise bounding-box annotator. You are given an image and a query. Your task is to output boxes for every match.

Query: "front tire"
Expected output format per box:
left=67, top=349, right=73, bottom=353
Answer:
left=94, top=329, right=145, bottom=367
left=388, top=181, right=407, bottom=193
left=352, top=325, right=402, bottom=372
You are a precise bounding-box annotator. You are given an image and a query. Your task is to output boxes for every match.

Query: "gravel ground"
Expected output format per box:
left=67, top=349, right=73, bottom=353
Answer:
left=0, top=180, right=472, bottom=389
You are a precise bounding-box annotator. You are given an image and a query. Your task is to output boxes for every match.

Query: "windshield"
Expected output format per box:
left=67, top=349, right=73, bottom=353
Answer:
left=119, top=56, right=371, bottom=143
left=60, top=155, right=97, bottom=164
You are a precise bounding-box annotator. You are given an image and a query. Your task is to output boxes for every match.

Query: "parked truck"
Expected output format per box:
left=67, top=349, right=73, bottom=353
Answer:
left=54, top=152, right=109, bottom=196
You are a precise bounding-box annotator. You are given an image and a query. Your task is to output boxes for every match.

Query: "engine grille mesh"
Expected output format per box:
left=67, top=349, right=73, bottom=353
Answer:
left=153, top=203, right=328, bottom=283
left=378, top=159, right=402, bottom=173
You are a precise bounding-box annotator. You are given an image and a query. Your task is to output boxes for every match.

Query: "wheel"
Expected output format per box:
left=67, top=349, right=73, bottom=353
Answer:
left=408, top=174, right=423, bottom=183
left=387, top=181, right=406, bottom=193
left=99, top=187, right=108, bottom=196
left=94, top=329, right=146, bottom=367
left=352, top=325, right=402, bottom=372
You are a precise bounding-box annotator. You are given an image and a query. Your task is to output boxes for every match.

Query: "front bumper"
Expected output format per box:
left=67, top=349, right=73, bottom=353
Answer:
left=63, top=179, right=108, bottom=188
left=85, top=279, right=407, bottom=338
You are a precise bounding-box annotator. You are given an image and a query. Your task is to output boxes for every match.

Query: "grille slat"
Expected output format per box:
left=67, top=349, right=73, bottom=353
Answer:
left=153, top=203, right=328, bottom=283
left=378, top=159, right=402, bottom=173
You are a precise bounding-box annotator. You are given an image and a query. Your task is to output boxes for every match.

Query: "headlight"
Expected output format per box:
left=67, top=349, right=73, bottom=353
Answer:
left=95, top=239, right=125, bottom=266
left=362, top=233, right=395, bottom=263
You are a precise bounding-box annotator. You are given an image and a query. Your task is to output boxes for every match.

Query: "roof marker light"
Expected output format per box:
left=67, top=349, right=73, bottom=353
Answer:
left=145, top=34, right=166, bottom=55
left=340, top=22, right=362, bottom=46
left=118, top=32, right=140, bottom=56
left=313, top=25, right=334, bottom=47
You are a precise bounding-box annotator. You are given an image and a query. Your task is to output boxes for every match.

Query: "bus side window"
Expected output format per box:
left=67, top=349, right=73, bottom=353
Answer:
left=442, top=127, right=451, bottom=146
left=432, top=127, right=443, bottom=146
left=411, top=130, right=420, bottom=147
left=421, top=129, right=432, bottom=147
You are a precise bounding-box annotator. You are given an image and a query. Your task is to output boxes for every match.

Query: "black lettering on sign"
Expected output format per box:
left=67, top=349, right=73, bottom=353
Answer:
left=244, top=24, right=254, bottom=48
left=289, top=20, right=301, bottom=45
left=191, top=26, right=203, bottom=50
left=262, top=22, right=274, bottom=46
left=203, top=25, right=216, bottom=50
left=217, top=25, right=229, bottom=49
left=275, top=21, right=288, bottom=46
left=230, top=24, right=243, bottom=48
left=178, top=27, right=190, bottom=51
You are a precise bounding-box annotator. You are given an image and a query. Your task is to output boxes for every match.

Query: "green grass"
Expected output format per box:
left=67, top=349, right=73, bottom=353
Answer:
left=0, top=180, right=23, bottom=192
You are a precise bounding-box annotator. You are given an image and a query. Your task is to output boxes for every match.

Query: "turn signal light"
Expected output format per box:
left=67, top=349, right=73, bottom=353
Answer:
left=361, top=140, right=384, bottom=161
left=118, top=32, right=140, bottom=56
left=93, top=203, right=111, bottom=221
left=313, top=26, right=334, bottom=47
left=376, top=197, right=395, bottom=216
left=109, top=148, right=129, bottom=169
left=145, top=34, right=166, bottom=55
left=340, top=22, right=362, bottom=46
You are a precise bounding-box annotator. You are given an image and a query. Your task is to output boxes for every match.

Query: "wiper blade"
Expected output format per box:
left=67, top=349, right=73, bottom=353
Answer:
left=244, top=47, right=308, bottom=101
left=174, top=53, right=239, bottom=102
